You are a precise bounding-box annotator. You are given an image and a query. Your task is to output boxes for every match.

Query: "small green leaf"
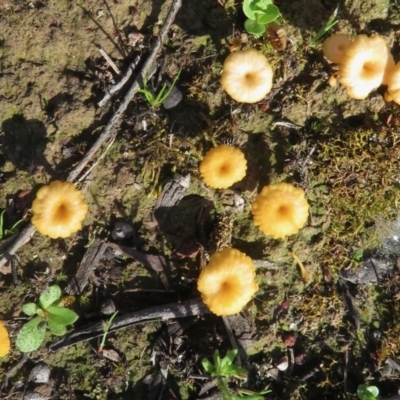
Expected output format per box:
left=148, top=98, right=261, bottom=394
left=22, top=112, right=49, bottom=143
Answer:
left=39, top=285, right=61, bottom=309
left=244, top=19, right=266, bottom=36
left=357, top=384, right=379, bottom=400
left=256, top=5, right=280, bottom=24
left=243, top=0, right=273, bottom=19
left=48, top=320, right=67, bottom=336
left=47, top=306, right=78, bottom=325
left=22, top=303, right=39, bottom=316
left=15, top=317, right=46, bottom=353
left=201, top=357, right=215, bottom=375
left=222, top=364, right=247, bottom=377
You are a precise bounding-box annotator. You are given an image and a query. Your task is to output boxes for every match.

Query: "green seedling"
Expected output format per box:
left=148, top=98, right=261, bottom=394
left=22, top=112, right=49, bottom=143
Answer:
left=98, top=311, right=118, bottom=353
left=243, top=0, right=280, bottom=37
left=309, top=7, right=339, bottom=46
left=202, top=349, right=270, bottom=400
left=0, top=209, right=24, bottom=241
left=16, top=285, right=78, bottom=353
left=357, top=384, right=379, bottom=400
left=137, top=70, right=181, bottom=107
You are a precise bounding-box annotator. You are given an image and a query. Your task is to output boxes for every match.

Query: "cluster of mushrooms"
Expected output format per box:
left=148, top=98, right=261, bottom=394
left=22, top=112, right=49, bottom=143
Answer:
left=323, top=33, right=400, bottom=102
left=26, top=46, right=307, bottom=319
left=197, top=144, right=309, bottom=316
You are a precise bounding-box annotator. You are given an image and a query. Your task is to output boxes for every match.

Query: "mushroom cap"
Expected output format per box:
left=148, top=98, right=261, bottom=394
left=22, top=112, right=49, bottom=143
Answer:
left=385, top=61, right=400, bottom=104
left=221, top=48, right=273, bottom=103
left=252, top=182, right=309, bottom=239
left=339, top=34, right=394, bottom=99
left=0, top=321, right=10, bottom=357
left=197, top=248, right=259, bottom=316
left=323, top=34, right=352, bottom=64
left=32, top=180, right=88, bottom=239
left=199, top=144, right=247, bottom=189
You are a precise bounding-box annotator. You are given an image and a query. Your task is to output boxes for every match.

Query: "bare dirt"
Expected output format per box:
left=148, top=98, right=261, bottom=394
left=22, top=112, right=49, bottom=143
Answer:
left=2, top=0, right=400, bottom=399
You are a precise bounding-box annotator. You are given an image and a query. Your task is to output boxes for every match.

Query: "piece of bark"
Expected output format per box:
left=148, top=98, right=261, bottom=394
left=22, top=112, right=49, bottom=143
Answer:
left=154, top=174, right=191, bottom=229
left=65, top=239, right=108, bottom=295
left=340, top=257, right=392, bottom=284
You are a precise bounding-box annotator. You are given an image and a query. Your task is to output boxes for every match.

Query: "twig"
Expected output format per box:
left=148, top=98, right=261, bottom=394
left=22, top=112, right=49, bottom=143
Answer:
left=2, top=353, right=29, bottom=389
left=0, top=224, right=36, bottom=269
left=68, top=0, right=182, bottom=182
left=0, top=0, right=182, bottom=269
left=49, top=297, right=208, bottom=351
left=77, top=135, right=116, bottom=182
left=97, top=55, right=141, bottom=107
left=97, top=44, right=121, bottom=75
left=222, top=316, right=240, bottom=366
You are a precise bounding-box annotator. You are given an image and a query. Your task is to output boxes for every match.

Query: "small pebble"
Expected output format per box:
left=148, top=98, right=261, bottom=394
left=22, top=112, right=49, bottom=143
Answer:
left=162, top=79, right=183, bottom=109
left=24, top=390, right=51, bottom=400
left=111, top=221, right=134, bottom=240
left=28, top=362, right=51, bottom=384
left=100, top=298, right=117, bottom=316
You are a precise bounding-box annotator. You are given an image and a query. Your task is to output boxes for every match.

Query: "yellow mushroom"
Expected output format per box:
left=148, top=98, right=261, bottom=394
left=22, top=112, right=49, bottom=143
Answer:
left=197, top=248, right=259, bottom=316
left=323, top=33, right=352, bottom=64
left=221, top=48, right=273, bottom=103
left=32, top=181, right=88, bottom=239
left=251, top=182, right=309, bottom=239
left=339, top=34, right=394, bottom=99
left=199, top=144, right=247, bottom=189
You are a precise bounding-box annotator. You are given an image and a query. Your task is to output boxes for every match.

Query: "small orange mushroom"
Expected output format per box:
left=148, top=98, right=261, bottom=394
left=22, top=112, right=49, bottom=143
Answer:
left=221, top=48, right=273, bottom=103
left=32, top=181, right=88, bottom=239
left=199, top=145, right=247, bottom=189
left=197, top=248, right=259, bottom=316
left=339, top=34, right=394, bottom=99
left=323, top=33, right=352, bottom=64
left=251, top=182, right=309, bottom=239
left=0, top=321, right=10, bottom=357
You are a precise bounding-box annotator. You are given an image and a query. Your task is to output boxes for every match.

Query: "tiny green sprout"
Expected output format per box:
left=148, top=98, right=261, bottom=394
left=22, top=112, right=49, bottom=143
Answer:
left=98, top=311, right=118, bottom=353
left=309, top=7, right=339, bottom=47
left=16, top=285, right=78, bottom=353
left=242, top=0, right=280, bottom=38
left=357, top=384, right=379, bottom=400
left=137, top=70, right=181, bottom=107
left=202, top=349, right=270, bottom=400
left=0, top=209, right=24, bottom=241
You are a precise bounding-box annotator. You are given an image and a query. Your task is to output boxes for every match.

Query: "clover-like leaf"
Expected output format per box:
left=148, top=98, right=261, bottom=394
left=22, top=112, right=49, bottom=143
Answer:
left=244, top=19, right=266, bottom=37
left=15, top=316, right=46, bottom=353
left=47, top=306, right=78, bottom=326
left=243, top=0, right=273, bottom=19
left=255, top=4, right=280, bottom=24
left=48, top=320, right=67, bottom=336
left=357, top=385, right=379, bottom=400
left=22, top=303, right=39, bottom=316
left=39, top=285, right=61, bottom=310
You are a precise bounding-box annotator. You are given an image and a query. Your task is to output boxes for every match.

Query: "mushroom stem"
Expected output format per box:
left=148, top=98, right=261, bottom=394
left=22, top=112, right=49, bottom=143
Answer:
left=291, top=251, right=309, bottom=283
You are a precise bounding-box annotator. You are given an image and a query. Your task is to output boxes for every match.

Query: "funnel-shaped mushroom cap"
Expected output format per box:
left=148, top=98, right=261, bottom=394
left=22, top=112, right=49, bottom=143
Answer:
left=221, top=48, right=273, bottom=103
left=32, top=180, right=88, bottom=239
left=199, top=144, right=247, bottom=189
left=385, top=61, right=400, bottom=104
left=197, top=248, right=259, bottom=316
left=0, top=321, right=10, bottom=357
left=339, top=34, right=394, bottom=99
left=252, top=182, right=309, bottom=239
left=323, top=34, right=352, bottom=64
